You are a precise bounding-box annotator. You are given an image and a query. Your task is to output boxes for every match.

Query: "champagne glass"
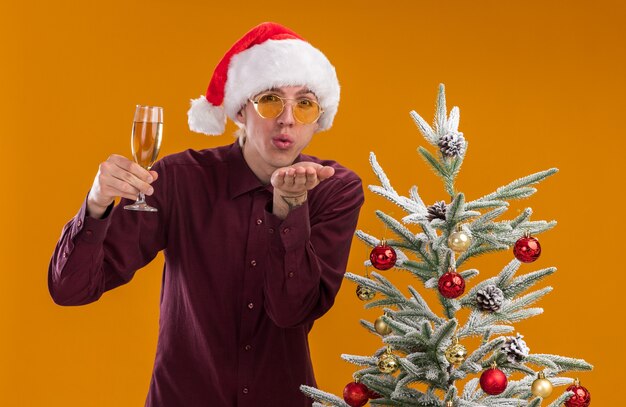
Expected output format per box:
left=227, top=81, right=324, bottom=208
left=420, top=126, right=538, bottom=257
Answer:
left=124, top=105, right=163, bottom=212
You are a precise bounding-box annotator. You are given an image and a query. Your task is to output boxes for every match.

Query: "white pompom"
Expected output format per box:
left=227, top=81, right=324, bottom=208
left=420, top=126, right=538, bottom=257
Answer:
left=187, top=96, right=226, bottom=135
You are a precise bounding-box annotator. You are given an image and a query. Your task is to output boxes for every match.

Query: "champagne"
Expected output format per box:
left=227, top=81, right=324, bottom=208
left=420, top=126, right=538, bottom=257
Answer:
left=132, top=121, right=163, bottom=170
left=125, top=105, right=163, bottom=212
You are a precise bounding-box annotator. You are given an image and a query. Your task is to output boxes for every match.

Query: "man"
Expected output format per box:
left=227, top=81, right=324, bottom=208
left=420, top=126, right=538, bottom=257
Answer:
left=49, top=22, right=364, bottom=406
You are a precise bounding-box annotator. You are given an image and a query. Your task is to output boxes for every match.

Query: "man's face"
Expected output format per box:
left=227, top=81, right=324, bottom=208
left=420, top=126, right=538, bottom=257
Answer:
left=237, top=85, right=321, bottom=176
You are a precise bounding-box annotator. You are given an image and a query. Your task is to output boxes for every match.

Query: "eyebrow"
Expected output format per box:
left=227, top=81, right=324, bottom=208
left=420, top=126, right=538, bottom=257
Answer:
left=266, top=87, right=317, bottom=98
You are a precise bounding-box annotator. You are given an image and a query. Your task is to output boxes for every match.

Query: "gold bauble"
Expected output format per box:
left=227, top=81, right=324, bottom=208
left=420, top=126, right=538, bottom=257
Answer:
left=374, top=316, right=392, bottom=336
left=356, top=284, right=376, bottom=301
left=448, top=230, right=471, bottom=252
left=531, top=372, right=553, bottom=398
left=377, top=353, right=399, bottom=374
left=444, top=340, right=467, bottom=367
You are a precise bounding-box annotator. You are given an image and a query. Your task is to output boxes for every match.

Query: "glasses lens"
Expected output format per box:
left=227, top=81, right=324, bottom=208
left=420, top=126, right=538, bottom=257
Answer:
left=293, top=99, right=321, bottom=124
left=256, top=94, right=284, bottom=118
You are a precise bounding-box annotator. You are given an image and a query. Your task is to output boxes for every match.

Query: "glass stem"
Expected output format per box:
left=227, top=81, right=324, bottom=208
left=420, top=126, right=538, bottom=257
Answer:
left=137, top=192, right=146, bottom=204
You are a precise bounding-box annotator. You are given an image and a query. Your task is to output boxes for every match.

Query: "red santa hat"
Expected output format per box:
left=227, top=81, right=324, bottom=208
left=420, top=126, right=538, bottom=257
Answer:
left=187, top=22, right=340, bottom=135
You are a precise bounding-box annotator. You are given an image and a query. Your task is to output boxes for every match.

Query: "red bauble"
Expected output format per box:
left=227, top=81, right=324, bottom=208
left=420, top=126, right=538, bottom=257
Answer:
left=479, top=367, right=508, bottom=395
left=343, top=382, right=369, bottom=407
left=513, top=236, right=541, bottom=263
left=370, top=243, right=397, bottom=270
left=367, top=388, right=382, bottom=399
left=438, top=270, right=465, bottom=299
left=564, top=383, right=591, bottom=407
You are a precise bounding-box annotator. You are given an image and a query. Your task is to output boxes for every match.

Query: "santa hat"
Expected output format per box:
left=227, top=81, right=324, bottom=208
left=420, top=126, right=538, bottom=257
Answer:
left=188, top=22, right=340, bottom=135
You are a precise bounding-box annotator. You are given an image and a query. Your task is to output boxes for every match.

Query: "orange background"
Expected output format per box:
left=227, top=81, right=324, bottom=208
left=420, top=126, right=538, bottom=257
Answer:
left=1, top=1, right=624, bottom=405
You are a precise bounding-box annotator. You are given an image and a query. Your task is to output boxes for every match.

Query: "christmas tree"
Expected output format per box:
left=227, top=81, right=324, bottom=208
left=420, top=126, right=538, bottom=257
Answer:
left=301, top=85, right=593, bottom=407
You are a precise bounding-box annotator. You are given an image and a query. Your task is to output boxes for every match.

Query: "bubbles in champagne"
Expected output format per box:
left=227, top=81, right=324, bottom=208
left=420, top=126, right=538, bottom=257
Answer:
left=132, top=121, right=163, bottom=169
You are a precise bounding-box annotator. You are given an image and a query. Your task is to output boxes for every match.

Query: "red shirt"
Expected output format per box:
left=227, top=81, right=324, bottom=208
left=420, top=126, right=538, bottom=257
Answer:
left=48, top=142, right=364, bottom=406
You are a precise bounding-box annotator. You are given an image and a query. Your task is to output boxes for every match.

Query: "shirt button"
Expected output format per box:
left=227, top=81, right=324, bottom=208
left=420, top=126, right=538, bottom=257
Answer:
left=283, top=227, right=290, bottom=234
left=247, top=302, right=254, bottom=309
left=77, top=220, right=82, bottom=227
left=244, top=344, right=252, bottom=351
left=288, top=272, right=294, bottom=278
left=256, top=219, right=263, bottom=225
left=242, top=387, right=249, bottom=394
left=268, top=228, right=274, bottom=234
left=250, top=260, right=257, bottom=267
left=86, top=230, right=93, bottom=236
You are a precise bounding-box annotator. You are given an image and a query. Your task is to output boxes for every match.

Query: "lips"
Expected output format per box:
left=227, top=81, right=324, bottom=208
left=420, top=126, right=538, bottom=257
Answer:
left=271, top=135, right=294, bottom=150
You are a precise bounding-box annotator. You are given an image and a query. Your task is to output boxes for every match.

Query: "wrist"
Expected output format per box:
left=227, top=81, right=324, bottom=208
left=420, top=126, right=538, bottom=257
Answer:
left=279, top=191, right=307, bottom=209
left=272, top=190, right=307, bottom=220
left=87, top=197, right=112, bottom=219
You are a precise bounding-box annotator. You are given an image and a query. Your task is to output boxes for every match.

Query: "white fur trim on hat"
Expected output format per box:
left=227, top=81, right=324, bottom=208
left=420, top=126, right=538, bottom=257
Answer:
left=224, top=39, right=340, bottom=132
left=187, top=96, right=227, bottom=135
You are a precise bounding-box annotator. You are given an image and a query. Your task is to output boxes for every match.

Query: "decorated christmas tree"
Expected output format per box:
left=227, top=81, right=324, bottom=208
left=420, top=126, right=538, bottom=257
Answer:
left=301, top=85, right=593, bottom=407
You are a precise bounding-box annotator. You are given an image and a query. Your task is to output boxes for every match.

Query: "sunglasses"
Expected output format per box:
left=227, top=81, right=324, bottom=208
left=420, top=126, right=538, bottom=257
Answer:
left=249, top=93, right=323, bottom=124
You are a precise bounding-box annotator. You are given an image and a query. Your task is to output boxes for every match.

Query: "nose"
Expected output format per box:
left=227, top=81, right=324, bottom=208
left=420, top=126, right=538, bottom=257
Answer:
left=277, top=102, right=296, bottom=126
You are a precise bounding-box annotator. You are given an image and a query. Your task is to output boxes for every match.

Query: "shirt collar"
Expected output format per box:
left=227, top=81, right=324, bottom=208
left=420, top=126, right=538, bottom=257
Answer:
left=226, top=141, right=306, bottom=199
left=226, top=142, right=269, bottom=199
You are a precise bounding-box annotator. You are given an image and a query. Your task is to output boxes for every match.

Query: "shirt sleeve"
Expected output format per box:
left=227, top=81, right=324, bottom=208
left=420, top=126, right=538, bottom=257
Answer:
left=48, top=161, right=168, bottom=306
left=262, top=175, right=364, bottom=328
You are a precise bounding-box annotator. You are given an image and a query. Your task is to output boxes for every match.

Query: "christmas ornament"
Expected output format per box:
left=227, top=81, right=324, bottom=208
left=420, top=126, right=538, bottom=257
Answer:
left=513, top=232, right=541, bottom=263
left=438, top=268, right=466, bottom=299
left=188, top=22, right=340, bottom=136
left=531, top=372, right=553, bottom=398
left=476, top=284, right=504, bottom=312
left=444, top=337, right=467, bottom=367
left=342, top=381, right=369, bottom=407
left=426, top=200, right=447, bottom=221
left=374, top=316, right=392, bottom=336
left=564, top=379, right=591, bottom=407
left=448, top=226, right=471, bottom=252
left=438, top=131, right=466, bottom=157
left=356, top=268, right=376, bottom=301
left=479, top=363, right=507, bottom=395
left=377, top=347, right=399, bottom=374
left=367, top=388, right=382, bottom=399
left=356, top=284, right=376, bottom=301
left=501, top=333, right=530, bottom=363
left=370, top=240, right=397, bottom=270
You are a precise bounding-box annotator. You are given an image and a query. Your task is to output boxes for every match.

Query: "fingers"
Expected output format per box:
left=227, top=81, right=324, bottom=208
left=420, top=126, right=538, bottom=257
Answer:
left=90, top=155, right=157, bottom=207
left=271, top=164, right=334, bottom=192
left=292, top=162, right=323, bottom=171
left=318, top=166, right=335, bottom=181
left=271, top=167, right=294, bottom=190
left=108, top=154, right=154, bottom=184
left=292, top=162, right=335, bottom=181
left=103, top=161, right=153, bottom=196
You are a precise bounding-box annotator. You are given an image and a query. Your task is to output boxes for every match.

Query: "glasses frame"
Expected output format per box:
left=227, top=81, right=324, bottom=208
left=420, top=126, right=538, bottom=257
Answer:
left=249, top=93, right=324, bottom=124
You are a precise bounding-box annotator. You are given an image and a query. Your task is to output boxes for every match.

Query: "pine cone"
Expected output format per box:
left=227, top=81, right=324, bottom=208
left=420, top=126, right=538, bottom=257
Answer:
left=476, top=284, right=504, bottom=312
left=438, top=131, right=466, bottom=157
left=501, top=333, right=530, bottom=363
left=426, top=200, right=447, bottom=221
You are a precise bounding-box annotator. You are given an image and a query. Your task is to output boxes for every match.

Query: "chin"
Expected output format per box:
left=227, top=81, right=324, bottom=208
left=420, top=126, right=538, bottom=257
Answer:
left=270, top=157, right=297, bottom=169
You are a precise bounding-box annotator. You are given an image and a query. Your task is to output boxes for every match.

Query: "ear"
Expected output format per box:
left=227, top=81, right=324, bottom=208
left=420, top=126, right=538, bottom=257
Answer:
left=236, top=104, right=247, bottom=123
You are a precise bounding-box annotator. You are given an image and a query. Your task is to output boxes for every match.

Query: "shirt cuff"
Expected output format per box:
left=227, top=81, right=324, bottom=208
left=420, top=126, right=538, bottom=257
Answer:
left=264, top=201, right=311, bottom=251
left=74, top=195, right=114, bottom=245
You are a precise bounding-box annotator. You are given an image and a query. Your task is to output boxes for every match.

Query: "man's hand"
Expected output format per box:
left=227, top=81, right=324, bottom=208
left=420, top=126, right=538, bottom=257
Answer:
left=271, top=162, right=335, bottom=220
left=86, top=154, right=158, bottom=219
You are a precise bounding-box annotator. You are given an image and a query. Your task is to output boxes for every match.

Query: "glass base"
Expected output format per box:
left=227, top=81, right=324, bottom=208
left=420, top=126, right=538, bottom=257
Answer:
left=124, top=202, right=158, bottom=212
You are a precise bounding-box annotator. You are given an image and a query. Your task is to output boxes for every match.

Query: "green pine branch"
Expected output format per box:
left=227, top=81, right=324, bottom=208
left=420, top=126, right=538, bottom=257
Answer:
left=304, top=85, right=593, bottom=407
